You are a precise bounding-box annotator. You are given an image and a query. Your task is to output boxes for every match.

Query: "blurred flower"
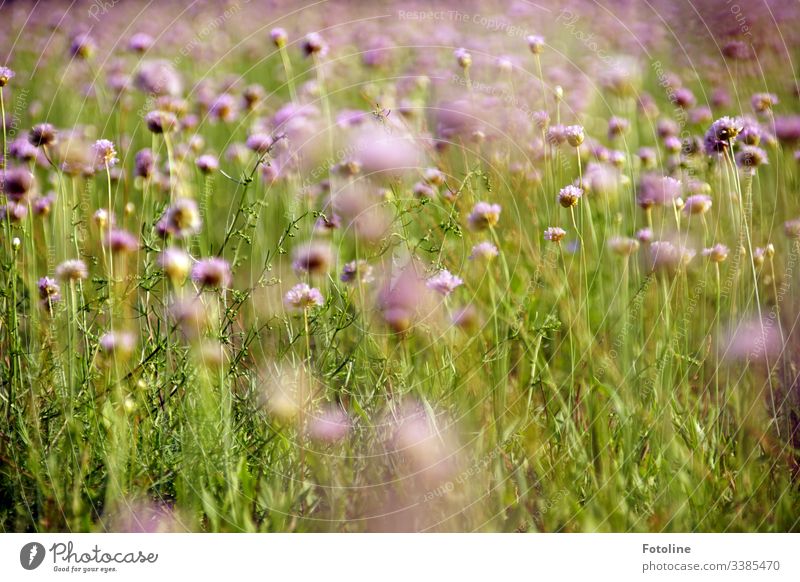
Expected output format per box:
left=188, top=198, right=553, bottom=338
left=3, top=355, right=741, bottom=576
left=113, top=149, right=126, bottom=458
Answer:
left=721, top=317, right=782, bottom=362
left=774, top=116, right=800, bottom=144
left=558, top=185, right=583, bottom=208
left=307, top=406, right=350, bottom=443
left=56, top=259, right=88, bottom=281
left=702, top=244, right=729, bottom=263
left=608, top=237, right=640, bottom=256
left=92, top=139, right=118, bottom=168
left=271, top=28, right=288, bottom=48
left=648, top=240, right=695, bottom=272
left=128, top=33, right=154, bottom=53
left=784, top=218, right=800, bottom=239
left=0, top=167, right=34, bottom=201
left=467, top=202, right=501, bottom=231
left=191, top=258, right=231, bottom=289
left=0, top=66, right=14, bottom=86
left=196, top=154, right=219, bottom=174
left=565, top=125, right=585, bottom=147
left=735, top=145, right=768, bottom=173
left=134, top=60, right=182, bottom=97
left=636, top=173, right=681, bottom=209
left=544, top=227, right=566, bottom=243
left=469, top=241, right=498, bottom=262
left=426, top=269, right=463, bottom=297
left=156, top=198, right=202, bottom=239
left=99, top=331, right=136, bottom=359
left=292, top=242, right=332, bottom=275
left=284, top=283, right=324, bottom=310
left=340, top=260, right=374, bottom=284
left=29, top=123, right=57, bottom=147
left=526, top=35, right=545, bottom=54
left=683, top=194, right=712, bottom=215
left=302, top=33, right=327, bottom=57
left=636, top=228, right=653, bottom=244
left=70, top=33, right=96, bottom=59
left=38, top=276, right=61, bottom=308
left=145, top=110, right=178, bottom=134
left=704, top=116, right=743, bottom=155
left=454, top=47, right=471, bottom=69
left=751, top=92, right=778, bottom=114
left=134, top=148, right=156, bottom=178
left=104, top=229, right=138, bottom=254
left=158, top=247, right=191, bottom=284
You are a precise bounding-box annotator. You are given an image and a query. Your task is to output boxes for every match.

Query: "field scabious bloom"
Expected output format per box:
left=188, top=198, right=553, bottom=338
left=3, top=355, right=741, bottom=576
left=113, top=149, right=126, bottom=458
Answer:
left=284, top=283, right=324, bottom=310
left=340, top=260, right=374, bottom=284
left=29, top=123, right=57, bottom=147
left=702, top=244, right=729, bottom=263
left=158, top=248, right=192, bottom=284
left=608, top=237, right=640, bottom=256
left=683, top=194, right=712, bottom=216
left=38, top=276, right=61, bottom=310
left=0, top=66, right=14, bottom=86
left=292, top=242, right=333, bottom=275
left=704, top=116, right=743, bottom=155
left=302, top=33, right=328, bottom=57
left=99, top=331, right=136, bottom=359
left=426, top=269, right=463, bottom=297
left=104, top=229, right=139, bottom=254
left=467, top=202, right=501, bottom=230
left=192, top=258, right=231, bottom=289
left=92, top=140, right=118, bottom=168
left=544, top=227, right=566, bottom=243
left=56, top=259, right=88, bottom=281
left=157, top=198, right=202, bottom=239
left=558, top=185, right=583, bottom=208
left=735, top=145, right=769, bottom=173
left=469, top=241, right=498, bottom=261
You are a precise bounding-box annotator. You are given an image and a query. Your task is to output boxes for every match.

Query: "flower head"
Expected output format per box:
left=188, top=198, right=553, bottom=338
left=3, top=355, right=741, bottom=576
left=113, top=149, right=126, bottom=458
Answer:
left=92, top=139, right=118, bottom=169
left=426, top=269, right=463, bottom=296
left=104, top=229, right=138, bottom=254
left=284, top=283, right=324, bottom=310
left=467, top=202, right=501, bottom=231
left=704, top=116, right=743, bottom=155
left=271, top=28, right=288, bottom=48
left=0, top=66, right=15, bottom=87
left=302, top=33, right=328, bottom=57
left=56, top=259, right=88, bottom=282
left=608, top=237, right=640, bottom=256
left=158, top=247, right=192, bottom=284
left=558, top=185, right=583, bottom=208
left=340, top=260, right=374, bottom=284
left=29, top=123, right=57, bottom=147
left=191, top=258, right=232, bottom=288
left=565, top=125, right=585, bottom=147
left=292, top=242, right=333, bottom=275
left=156, top=198, right=202, bottom=239
left=526, top=35, right=545, bottom=54
left=454, top=48, right=472, bottom=69
left=469, top=241, right=499, bottom=261
left=196, top=154, right=219, bottom=174
left=683, top=194, right=712, bottom=215
left=702, top=244, right=729, bottom=263
left=544, top=227, right=566, bottom=243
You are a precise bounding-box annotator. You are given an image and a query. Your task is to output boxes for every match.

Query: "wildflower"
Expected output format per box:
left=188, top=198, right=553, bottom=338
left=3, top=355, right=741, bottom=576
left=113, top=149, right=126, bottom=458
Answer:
left=134, top=148, right=156, bottom=178
left=467, top=202, right=501, bottom=231
left=413, top=181, right=436, bottom=199
left=33, top=193, right=56, bottom=216
left=526, top=35, right=545, bottom=54
left=0, top=66, right=14, bottom=86
left=469, top=241, right=499, bottom=261
left=674, top=87, right=695, bottom=109
left=753, top=244, right=775, bottom=267
left=702, top=244, right=729, bottom=263
left=28, top=123, right=57, bottom=147
left=92, top=139, right=118, bottom=168
left=544, top=227, right=566, bottom=243
left=426, top=269, right=463, bottom=297
left=284, top=283, right=324, bottom=310
left=739, top=117, right=763, bottom=145
left=636, top=174, right=681, bottom=209
left=156, top=198, right=202, bottom=239
left=722, top=40, right=751, bottom=60
left=648, top=240, right=695, bottom=272
left=128, top=32, right=154, bottom=53
left=683, top=194, right=712, bottom=215
left=56, top=259, right=88, bottom=281
left=704, top=116, right=743, bottom=155
left=245, top=133, right=273, bottom=154
left=38, top=276, right=61, bottom=304
left=608, top=237, right=640, bottom=256
left=70, top=33, right=96, bottom=59
left=751, top=92, right=778, bottom=114
left=774, top=116, right=800, bottom=144
left=735, top=145, right=768, bottom=173
left=784, top=218, right=800, bottom=239
left=307, top=406, right=350, bottom=443
left=191, top=258, right=232, bottom=288
left=558, top=185, right=583, bottom=208
left=721, top=317, right=781, bottom=363
left=270, top=28, right=288, bottom=48
left=196, top=154, right=219, bottom=174
left=1, top=202, right=27, bottom=224
left=104, top=229, right=139, bottom=254
left=423, top=167, right=445, bottom=186
left=99, top=331, right=136, bottom=359
left=454, top=48, right=471, bottom=69
left=664, top=136, right=682, bottom=154
left=209, top=94, right=238, bottom=123
left=158, top=247, right=191, bottom=284
left=292, top=242, right=332, bottom=275
left=607, top=116, right=629, bottom=139
left=340, top=260, right=374, bottom=284
left=145, top=110, right=178, bottom=134
left=451, top=305, right=480, bottom=332
left=564, top=125, right=585, bottom=147
left=546, top=124, right=566, bottom=146
left=93, top=208, right=113, bottom=229
left=243, top=84, right=266, bottom=110
left=302, top=33, right=328, bottom=57
left=638, top=147, right=657, bottom=168
left=0, top=167, right=34, bottom=201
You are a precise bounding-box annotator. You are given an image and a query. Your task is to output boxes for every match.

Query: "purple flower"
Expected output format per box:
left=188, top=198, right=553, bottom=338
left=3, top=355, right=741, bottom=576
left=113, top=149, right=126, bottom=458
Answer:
left=774, top=116, right=800, bottom=144
left=99, top=331, right=136, bottom=358
left=704, top=116, right=743, bottom=155
left=33, top=193, right=56, bottom=216
left=70, top=33, right=96, bottom=59
left=158, top=247, right=191, bottom=283
left=134, top=60, right=182, bottom=97
left=307, top=406, right=350, bottom=443
left=564, top=125, right=585, bottom=147
left=340, top=260, right=374, bottom=284
left=426, top=269, right=463, bottom=297
left=1, top=202, right=27, bottom=223
left=156, top=198, right=202, bottom=239
left=245, top=133, right=273, bottom=154
left=191, top=258, right=232, bottom=288
left=735, top=145, right=768, bottom=173
left=145, top=110, right=177, bottom=134
left=56, top=259, right=88, bottom=281
left=526, top=35, right=545, bottom=54
left=636, top=173, right=682, bottom=209
left=0, top=167, right=34, bottom=200
left=301, top=33, right=327, bottom=58
left=544, top=227, right=566, bottom=242
left=683, top=194, right=712, bottom=215
left=196, top=154, right=219, bottom=174
left=28, top=123, right=57, bottom=147
left=38, top=276, right=61, bottom=302
left=467, top=202, right=501, bottom=231
left=751, top=93, right=778, bottom=114
left=454, top=47, right=472, bottom=68
left=291, top=242, right=332, bottom=275
left=284, top=283, right=324, bottom=310
left=135, top=148, right=156, bottom=178
left=271, top=28, right=288, bottom=47
left=104, top=229, right=139, bottom=254
left=128, top=33, right=154, bottom=53
left=0, top=66, right=15, bottom=87
left=92, top=139, right=118, bottom=169
left=469, top=241, right=499, bottom=261
left=558, top=185, right=583, bottom=208
left=702, top=244, right=729, bottom=263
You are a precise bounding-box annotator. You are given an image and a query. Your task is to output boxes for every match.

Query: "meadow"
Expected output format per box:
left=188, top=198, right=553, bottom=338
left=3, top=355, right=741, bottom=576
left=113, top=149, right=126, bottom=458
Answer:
left=0, top=0, right=799, bottom=532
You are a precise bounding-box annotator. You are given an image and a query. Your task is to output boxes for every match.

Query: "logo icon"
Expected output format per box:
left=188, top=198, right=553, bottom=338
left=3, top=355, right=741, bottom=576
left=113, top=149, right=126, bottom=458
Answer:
left=20, top=542, right=46, bottom=570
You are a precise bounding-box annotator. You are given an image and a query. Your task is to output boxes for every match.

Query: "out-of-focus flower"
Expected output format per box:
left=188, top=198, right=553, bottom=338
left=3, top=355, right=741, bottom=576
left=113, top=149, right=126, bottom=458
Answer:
left=104, top=229, right=139, bottom=254
left=56, top=259, right=88, bottom=281
left=196, top=154, right=219, bottom=174
left=292, top=242, right=332, bottom=275
left=271, top=28, right=288, bottom=48
left=469, top=241, right=498, bottom=262
left=636, top=228, right=653, bottom=244
left=99, top=331, right=136, bottom=359
left=467, top=202, right=501, bottom=231
left=735, top=145, right=768, bottom=173
left=636, top=173, right=681, bottom=209
left=0, top=66, right=15, bottom=87
left=774, top=116, right=800, bottom=144
left=721, top=317, right=782, bottom=363
left=284, top=283, right=324, bottom=310
left=92, top=139, right=118, bottom=168
left=145, top=110, right=178, bottom=134
left=558, top=185, right=583, bottom=208
left=753, top=244, right=775, bottom=267
left=158, top=247, right=191, bottom=284
left=454, top=47, right=471, bottom=68
left=544, top=227, right=566, bottom=243
left=704, top=116, right=743, bottom=155
left=526, top=35, right=545, bottom=54
left=33, top=192, right=56, bottom=216
left=702, top=244, right=729, bottom=263
left=134, top=60, right=182, bottom=97
left=29, top=123, right=57, bottom=147
left=340, top=260, right=374, bottom=284
left=70, top=33, right=96, bottom=59
left=674, top=87, right=695, bottom=109
left=191, top=258, right=231, bottom=289
left=0, top=167, right=34, bottom=201
left=683, top=194, right=712, bottom=215
left=302, top=32, right=327, bottom=57
left=38, top=276, right=61, bottom=308
left=751, top=92, right=778, bottom=114
left=128, top=32, right=154, bottom=53
left=648, top=240, right=695, bottom=272
left=565, top=125, right=585, bottom=147
left=426, top=269, right=463, bottom=297
left=134, top=148, right=156, bottom=178
left=784, top=218, right=800, bottom=239
left=156, top=198, right=202, bottom=239
left=307, top=405, right=350, bottom=443
left=608, top=237, right=640, bottom=256
left=607, top=116, right=629, bottom=139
